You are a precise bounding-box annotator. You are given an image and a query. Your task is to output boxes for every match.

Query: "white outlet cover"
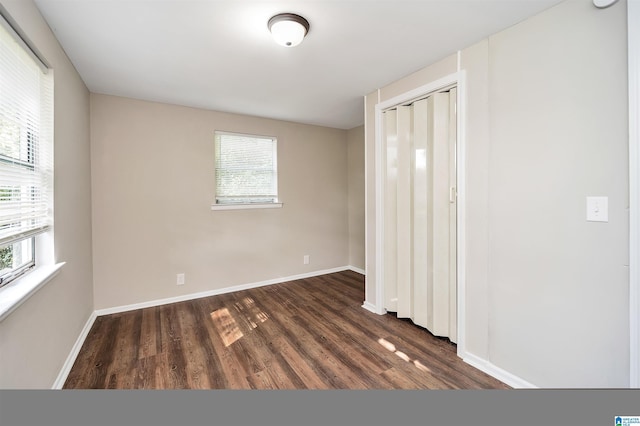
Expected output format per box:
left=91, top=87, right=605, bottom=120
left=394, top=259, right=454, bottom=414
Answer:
left=586, top=196, right=608, bottom=222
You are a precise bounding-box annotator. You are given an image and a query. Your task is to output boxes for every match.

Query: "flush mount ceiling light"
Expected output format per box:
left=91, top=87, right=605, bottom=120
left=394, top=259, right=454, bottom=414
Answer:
left=592, top=0, right=619, bottom=7
left=268, top=13, right=310, bottom=47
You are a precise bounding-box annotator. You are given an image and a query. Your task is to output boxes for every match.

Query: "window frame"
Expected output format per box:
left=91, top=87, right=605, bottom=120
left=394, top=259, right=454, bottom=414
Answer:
left=0, top=7, right=61, bottom=322
left=0, top=124, right=38, bottom=288
left=0, top=237, right=35, bottom=288
left=0, top=12, right=52, bottom=287
left=211, top=130, right=283, bottom=211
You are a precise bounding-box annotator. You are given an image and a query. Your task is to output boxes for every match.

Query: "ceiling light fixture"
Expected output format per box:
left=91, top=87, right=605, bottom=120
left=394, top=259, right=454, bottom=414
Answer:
left=592, top=0, right=619, bottom=7
left=268, top=13, right=310, bottom=47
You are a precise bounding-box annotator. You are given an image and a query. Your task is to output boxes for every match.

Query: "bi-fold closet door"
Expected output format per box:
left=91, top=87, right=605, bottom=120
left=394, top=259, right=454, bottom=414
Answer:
left=383, top=88, right=457, bottom=342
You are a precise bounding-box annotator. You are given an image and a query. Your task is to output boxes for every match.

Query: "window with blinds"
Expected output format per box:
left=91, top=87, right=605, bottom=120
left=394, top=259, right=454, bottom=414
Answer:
left=0, top=14, right=53, bottom=287
left=214, top=131, right=278, bottom=205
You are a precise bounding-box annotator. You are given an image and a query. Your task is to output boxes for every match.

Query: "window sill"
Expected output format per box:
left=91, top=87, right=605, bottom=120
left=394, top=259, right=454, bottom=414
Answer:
left=211, top=202, right=283, bottom=211
left=0, top=262, right=65, bottom=322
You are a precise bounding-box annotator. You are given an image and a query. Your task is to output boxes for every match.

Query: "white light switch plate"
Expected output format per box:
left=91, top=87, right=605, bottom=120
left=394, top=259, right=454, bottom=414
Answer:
left=586, top=196, right=608, bottom=222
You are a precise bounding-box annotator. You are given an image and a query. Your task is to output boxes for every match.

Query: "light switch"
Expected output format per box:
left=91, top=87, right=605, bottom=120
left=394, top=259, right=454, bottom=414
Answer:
left=586, top=196, right=608, bottom=222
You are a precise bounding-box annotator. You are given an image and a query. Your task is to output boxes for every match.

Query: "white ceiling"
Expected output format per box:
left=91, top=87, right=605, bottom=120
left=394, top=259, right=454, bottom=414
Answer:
left=33, top=0, right=564, bottom=130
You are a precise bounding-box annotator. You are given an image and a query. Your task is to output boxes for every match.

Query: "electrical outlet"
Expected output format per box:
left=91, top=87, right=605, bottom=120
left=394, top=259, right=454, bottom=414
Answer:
left=177, top=273, right=185, bottom=285
left=303, top=255, right=310, bottom=265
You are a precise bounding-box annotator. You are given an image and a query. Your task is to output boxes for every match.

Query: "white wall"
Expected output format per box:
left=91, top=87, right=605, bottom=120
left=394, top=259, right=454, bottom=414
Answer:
left=365, top=0, right=629, bottom=387
left=348, top=125, right=365, bottom=271
left=485, top=0, right=628, bottom=388
left=91, top=94, right=350, bottom=310
left=0, top=0, right=93, bottom=388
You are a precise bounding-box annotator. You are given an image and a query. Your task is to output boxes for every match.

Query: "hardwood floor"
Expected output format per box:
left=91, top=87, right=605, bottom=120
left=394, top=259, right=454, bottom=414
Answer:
left=64, top=271, right=509, bottom=389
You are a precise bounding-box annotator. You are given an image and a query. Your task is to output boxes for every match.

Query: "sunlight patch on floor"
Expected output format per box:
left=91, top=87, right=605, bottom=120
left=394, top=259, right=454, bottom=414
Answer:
left=242, top=297, right=269, bottom=326
left=394, top=351, right=410, bottom=362
left=209, top=298, right=269, bottom=346
left=377, top=338, right=431, bottom=373
left=413, top=359, right=430, bottom=372
left=210, top=308, right=244, bottom=347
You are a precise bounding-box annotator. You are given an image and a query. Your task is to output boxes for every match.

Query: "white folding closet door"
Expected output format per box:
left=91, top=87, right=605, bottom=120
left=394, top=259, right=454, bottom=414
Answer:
left=383, top=89, right=457, bottom=341
left=428, top=92, right=452, bottom=337
left=384, top=110, right=398, bottom=312
left=448, top=88, right=458, bottom=343
left=412, top=98, right=430, bottom=328
left=396, top=106, right=413, bottom=319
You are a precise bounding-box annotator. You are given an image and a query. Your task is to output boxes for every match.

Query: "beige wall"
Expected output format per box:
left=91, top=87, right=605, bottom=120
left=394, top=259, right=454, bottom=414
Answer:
left=365, top=0, right=629, bottom=387
left=347, top=125, right=365, bottom=271
left=0, top=0, right=93, bottom=388
left=91, top=94, right=350, bottom=309
left=460, top=39, right=492, bottom=368
left=485, top=0, right=628, bottom=388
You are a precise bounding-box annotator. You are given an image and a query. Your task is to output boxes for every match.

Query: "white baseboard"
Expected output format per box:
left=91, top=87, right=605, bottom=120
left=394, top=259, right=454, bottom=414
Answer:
left=95, top=266, right=353, bottom=317
left=348, top=265, right=365, bottom=275
left=52, top=310, right=97, bottom=389
left=361, top=301, right=382, bottom=314
left=462, top=352, right=537, bottom=389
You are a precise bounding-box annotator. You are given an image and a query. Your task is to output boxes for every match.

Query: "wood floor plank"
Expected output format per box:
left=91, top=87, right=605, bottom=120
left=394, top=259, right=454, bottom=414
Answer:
left=64, top=271, right=509, bottom=390
left=190, top=297, right=230, bottom=388
left=138, top=307, right=159, bottom=360
left=159, top=304, right=189, bottom=389
left=133, top=354, right=157, bottom=389
left=252, top=296, right=350, bottom=388
left=64, top=315, right=117, bottom=389
left=379, top=367, right=425, bottom=390
left=267, top=283, right=388, bottom=388
left=268, top=336, right=332, bottom=389
left=102, top=312, right=138, bottom=389
left=193, top=298, right=249, bottom=389
left=218, top=293, right=268, bottom=376
left=176, top=301, right=212, bottom=389
left=279, top=289, right=393, bottom=388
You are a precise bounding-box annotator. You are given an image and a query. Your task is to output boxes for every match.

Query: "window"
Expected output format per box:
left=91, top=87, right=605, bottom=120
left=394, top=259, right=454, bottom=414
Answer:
left=213, top=131, right=281, bottom=209
left=0, top=13, right=53, bottom=288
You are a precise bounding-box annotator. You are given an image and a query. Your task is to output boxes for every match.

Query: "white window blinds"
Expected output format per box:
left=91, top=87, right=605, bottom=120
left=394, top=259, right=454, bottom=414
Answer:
left=214, top=131, right=278, bottom=204
left=0, top=15, right=53, bottom=247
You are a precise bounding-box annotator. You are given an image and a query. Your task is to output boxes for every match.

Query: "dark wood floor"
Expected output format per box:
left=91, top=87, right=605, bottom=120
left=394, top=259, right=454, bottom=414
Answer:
left=64, top=271, right=509, bottom=389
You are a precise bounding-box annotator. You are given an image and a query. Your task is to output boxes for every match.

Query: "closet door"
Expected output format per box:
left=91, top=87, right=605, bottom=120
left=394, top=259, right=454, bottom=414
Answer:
left=411, top=92, right=452, bottom=334
left=412, top=98, right=429, bottom=328
left=428, top=91, right=452, bottom=337
left=448, top=88, right=458, bottom=343
left=396, top=105, right=413, bottom=319
left=384, top=110, right=398, bottom=312
left=383, top=89, right=457, bottom=341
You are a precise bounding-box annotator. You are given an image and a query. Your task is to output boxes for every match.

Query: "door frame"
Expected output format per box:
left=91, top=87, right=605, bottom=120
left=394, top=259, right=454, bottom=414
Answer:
left=628, top=0, right=639, bottom=388
left=373, top=69, right=467, bottom=356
